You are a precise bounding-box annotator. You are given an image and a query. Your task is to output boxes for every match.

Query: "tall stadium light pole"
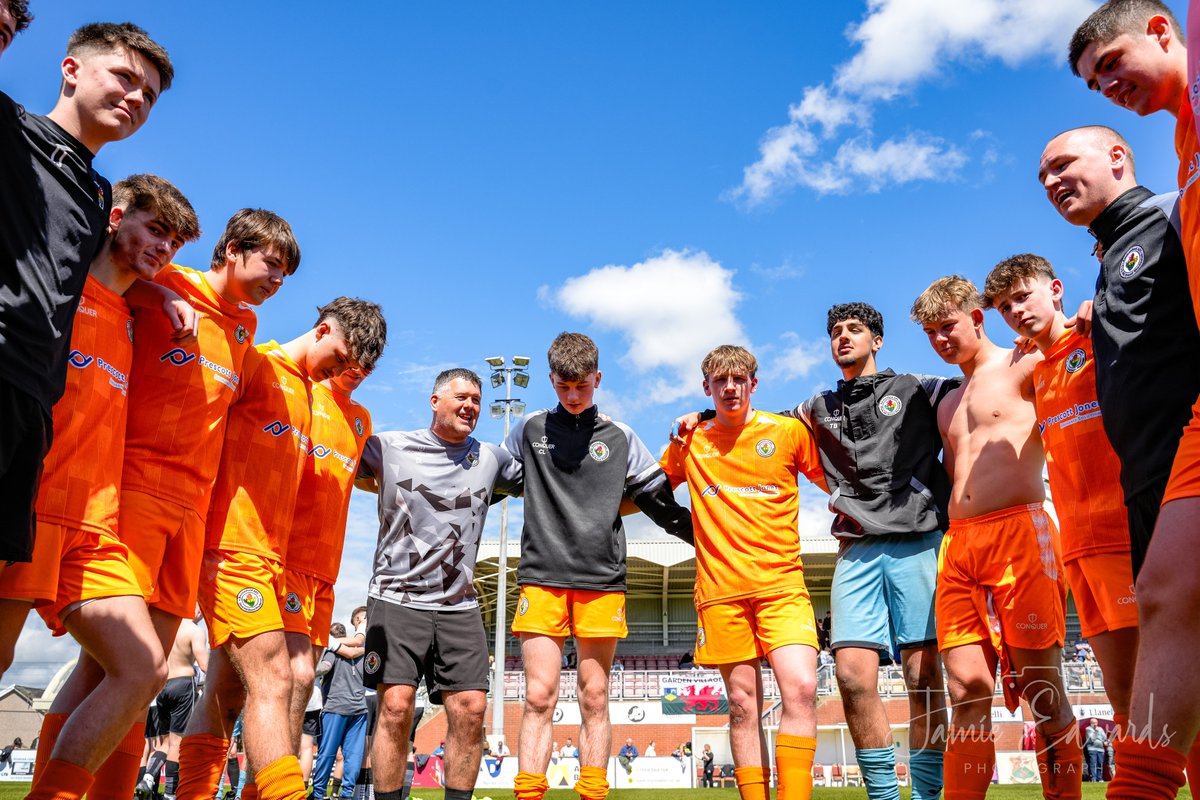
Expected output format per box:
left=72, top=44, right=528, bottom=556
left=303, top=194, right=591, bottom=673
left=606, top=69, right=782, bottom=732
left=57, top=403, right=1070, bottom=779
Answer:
left=485, top=355, right=530, bottom=738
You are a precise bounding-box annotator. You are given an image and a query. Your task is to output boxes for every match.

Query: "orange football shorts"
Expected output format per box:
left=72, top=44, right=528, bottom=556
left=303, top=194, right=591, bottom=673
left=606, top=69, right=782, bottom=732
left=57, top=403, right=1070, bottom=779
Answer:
left=1065, top=551, right=1138, bottom=638
left=694, top=585, right=819, bottom=666
left=511, top=585, right=628, bottom=639
left=198, top=548, right=286, bottom=648
left=118, top=489, right=206, bottom=619
left=281, top=569, right=335, bottom=647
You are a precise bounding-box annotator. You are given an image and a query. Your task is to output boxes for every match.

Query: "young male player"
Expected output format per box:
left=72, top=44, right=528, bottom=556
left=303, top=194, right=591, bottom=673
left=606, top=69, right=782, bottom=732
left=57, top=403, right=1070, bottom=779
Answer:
left=983, top=254, right=1139, bottom=743
left=281, top=366, right=373, bottom=763
left=177, top=299, right=386, bottom=800
left=508, top=332, right=693, bottom=800
left=660, top=345, right=825, bottom=800
left=1070, top=4, right=1200, bottom=793
left=0, top=21, right=175, bottom=566
left=0, top=174, right=198, bottom=800
left=359, top=368, right=523, bottom=800
left=0, top=0, right=31, bottom=58
left=911, top=276, right=1081, bottom=800
left=671, top=306, right=953, bottom=800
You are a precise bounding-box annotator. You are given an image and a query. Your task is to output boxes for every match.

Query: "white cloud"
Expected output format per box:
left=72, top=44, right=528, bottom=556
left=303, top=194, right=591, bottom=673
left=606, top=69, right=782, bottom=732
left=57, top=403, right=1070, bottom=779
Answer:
left=732, top=0, right=1097, bottom=202
left=543, top=249, right=747, bottom=404
left=764, top=332, right=826, bottom=382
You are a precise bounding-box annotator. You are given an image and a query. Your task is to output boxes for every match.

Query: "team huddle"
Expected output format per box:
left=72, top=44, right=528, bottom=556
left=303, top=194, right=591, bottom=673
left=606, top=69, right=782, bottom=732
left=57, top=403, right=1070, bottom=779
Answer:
left=3, top=1, right=1200, bottom=800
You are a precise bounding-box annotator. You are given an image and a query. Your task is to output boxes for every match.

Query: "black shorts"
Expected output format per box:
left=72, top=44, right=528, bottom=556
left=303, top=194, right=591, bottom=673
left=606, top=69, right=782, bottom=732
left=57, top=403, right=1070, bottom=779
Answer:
left=365, top=691, right=378, bottom=736
left=0, top=379, right=51, bottom=563
left=363, top=598, right=489, bottom=704
left=145, top=704, right=165, bottom=739
left=302, top=709, right=322, bottom=738
left=1127, top=480, right=1166, bottom=579
left=155, top=676, right=197, bottom=736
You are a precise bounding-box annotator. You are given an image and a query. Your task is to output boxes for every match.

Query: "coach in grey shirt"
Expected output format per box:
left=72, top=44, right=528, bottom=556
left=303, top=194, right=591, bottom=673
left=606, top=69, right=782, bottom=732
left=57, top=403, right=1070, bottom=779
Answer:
left=359, top=368, right=522, bottom=800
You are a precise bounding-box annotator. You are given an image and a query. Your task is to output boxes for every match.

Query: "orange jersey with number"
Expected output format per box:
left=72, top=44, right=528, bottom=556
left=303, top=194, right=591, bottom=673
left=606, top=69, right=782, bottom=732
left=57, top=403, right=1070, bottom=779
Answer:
left=660, top=410, right=824, bottom=607
left=285, top=384, right=372, bottom=582
left=204, top=342, right=312, bottom=561
left=122, top=264, right=258, bottom=513
left=1033, top=330, right=1129, bottom=561
left=36, top=276, right=132, bottom=535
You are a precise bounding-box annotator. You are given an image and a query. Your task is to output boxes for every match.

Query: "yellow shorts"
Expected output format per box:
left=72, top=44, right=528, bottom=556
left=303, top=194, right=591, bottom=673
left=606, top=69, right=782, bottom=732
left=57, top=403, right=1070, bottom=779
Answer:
left=1066, top=551, right=1138, bottom=638
left=281, top=570, right=335, bottom=647
left=694, top=586, right=818, bottom=665
left=937, top=504, right=1067, bottom=654
left=118, top=489, right=206, bottom=619
left=0, top=521, right=142, bottom=635
left=198, top=548, right=286, bottom=649
left=511, top=585, right=627, bottom=639
left=1164, top=401, right=1200, bottom=504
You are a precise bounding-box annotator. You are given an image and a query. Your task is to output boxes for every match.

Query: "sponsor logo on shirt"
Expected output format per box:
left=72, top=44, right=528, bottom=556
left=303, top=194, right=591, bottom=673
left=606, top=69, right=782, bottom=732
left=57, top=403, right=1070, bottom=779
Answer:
left=1064, top=349, right=1087, bottom=373
left=1182, top=152, right=1200, bottom=198
left=755, top=439, right=776, bottom=457
left=1039, top=400, right=1101, bottom=435
left=69, top=350, right=129, bottom=395
left=878, top=395, right=902, bottom=416
left=68, top=350, right=94, bottom=369
left=308, top=443, right=333, bottom=458
left=1120, top=246, right=1145, bottom=279
left=700, top=484, right=779, bottom=496
left=365, top=652, right=381, bottom=674
left=531, top=435, right=556, bottom=455
left=236, top=588, right=264, bottom=613
left=284, top=592, right=302, bottom=614
left=263, top=420, right=292, bottom=437
left=160, top=348, right=197, bottom=366
left=589, top=441, right=611, bottom=462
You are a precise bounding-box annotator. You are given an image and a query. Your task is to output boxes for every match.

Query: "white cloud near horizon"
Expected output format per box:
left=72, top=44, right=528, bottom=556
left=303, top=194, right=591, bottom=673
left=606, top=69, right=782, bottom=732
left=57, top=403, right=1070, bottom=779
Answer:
left=542, top=248, right=747, bottom=405
left=731, top=0, right=1097, bottom=203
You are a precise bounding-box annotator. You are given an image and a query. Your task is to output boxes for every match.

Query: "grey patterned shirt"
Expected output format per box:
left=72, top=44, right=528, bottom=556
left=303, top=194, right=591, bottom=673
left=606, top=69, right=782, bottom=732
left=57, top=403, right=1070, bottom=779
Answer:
left=361, top=428, right=523, bottom=611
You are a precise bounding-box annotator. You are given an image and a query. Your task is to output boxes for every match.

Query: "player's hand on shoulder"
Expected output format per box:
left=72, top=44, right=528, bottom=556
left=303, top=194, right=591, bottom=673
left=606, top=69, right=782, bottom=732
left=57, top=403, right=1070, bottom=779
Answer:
left=165, top=295, right=199, bottom=344
left=1011, top=336, right=1038, bottom=355
left=670, top=412, right=702, bottom=445
left=1064, top=299, right=1093, bottom=338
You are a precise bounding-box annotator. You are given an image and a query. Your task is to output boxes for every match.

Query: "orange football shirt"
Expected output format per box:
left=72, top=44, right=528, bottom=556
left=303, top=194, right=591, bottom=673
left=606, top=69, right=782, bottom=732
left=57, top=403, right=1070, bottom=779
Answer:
left=660, top=410, right=824, bottom=607
left=36, top=276, right=133, bottom=535
left=204, top=341, right=313, bottom=561
left=285, top=383, right=372, bottom=583
left=1034, top=329, right=1129, bottom=560
left=122, top=264, right=259, bottom=513
left=1178, top=94, right=1200, bottom=320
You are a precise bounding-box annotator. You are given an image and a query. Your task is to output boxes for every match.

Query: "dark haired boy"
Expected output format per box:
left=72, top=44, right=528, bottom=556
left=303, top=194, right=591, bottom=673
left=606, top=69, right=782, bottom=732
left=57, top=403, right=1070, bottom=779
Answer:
left=509, top=332, right=692, bottom=800
left=0, top=21, right=175, bottom=567
left=0, top=0, right=32, bottom=58
left=1070, top=3, right=1200, bottom=794
left=672, top=304, right=953, bottom=800
left=178, top=299, right=386, bottom=800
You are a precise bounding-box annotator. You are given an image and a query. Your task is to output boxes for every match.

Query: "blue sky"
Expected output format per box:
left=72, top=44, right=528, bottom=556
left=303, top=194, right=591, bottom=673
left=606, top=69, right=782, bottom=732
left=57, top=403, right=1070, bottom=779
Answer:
left=3, top=1, right=1187, bottom=685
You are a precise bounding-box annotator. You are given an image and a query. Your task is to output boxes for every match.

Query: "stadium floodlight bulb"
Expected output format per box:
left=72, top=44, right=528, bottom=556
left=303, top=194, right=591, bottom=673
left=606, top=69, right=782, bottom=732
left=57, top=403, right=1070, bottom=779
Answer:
left=485, top=356, right=505, bottom=368
left=491, top=372, right=504, bottom=388
left=490, top=402, right=504, bottom=419
left=512, top=356, right=531, bottom=367
left=513, top=372, right=530, bottom=388
left=511, top=402, right=526, bottom=416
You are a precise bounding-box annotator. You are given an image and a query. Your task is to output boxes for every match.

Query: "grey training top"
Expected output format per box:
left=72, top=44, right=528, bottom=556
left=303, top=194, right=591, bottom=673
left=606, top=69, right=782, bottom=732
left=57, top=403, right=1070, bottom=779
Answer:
left=320, top=649, right=366, bottom=716
left=361, top=428, right=523, bottom=611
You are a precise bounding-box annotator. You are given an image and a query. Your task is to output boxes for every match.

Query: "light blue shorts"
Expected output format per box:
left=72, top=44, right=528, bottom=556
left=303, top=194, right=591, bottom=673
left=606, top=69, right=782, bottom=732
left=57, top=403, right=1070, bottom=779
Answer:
left=830, top=529, right=942, bottom=657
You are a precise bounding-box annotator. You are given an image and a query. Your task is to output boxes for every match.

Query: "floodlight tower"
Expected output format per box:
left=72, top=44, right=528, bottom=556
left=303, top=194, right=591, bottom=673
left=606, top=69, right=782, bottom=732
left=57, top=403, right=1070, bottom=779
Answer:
left=485, top=355, right=530, bottom=737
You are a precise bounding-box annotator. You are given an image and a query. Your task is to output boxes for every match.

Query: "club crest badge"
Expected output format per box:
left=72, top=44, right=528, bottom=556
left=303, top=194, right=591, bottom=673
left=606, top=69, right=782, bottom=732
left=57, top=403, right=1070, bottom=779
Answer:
left=518, top=596, right=530, bottom=616
left=755, top=439, right=776, bottom=458
left=1065, top=349, right=1087, bottom=373
left=284, top=592, right=302, bottom=614
left=365, top=652, right=381, bottom=674
left=696, top=627, right=706, bottom=648
left=589, top=441, right=611, bottom=462
left=355, top=417, right=365, bottom=437
left=126, top=319, right=134, bottom=342
left=879, top=395, right=902, bottom=416
left=236, top=588, right=264, bottom=613
left=235, top=325, right=248, bottom=344
left=1120, top=245, right=1145, bottom=279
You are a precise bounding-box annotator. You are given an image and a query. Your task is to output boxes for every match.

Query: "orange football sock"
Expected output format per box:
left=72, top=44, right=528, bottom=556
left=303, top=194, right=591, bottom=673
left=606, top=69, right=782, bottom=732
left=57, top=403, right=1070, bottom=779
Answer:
left=30, top=712, right=68, bottom=789
left=944, top=729, right=994, bottom=800
left=514, top=771, right=549, bottom=800
left=1035, top=720, right=1082, bottom=800
left=175, top=733, right=230, bottom=800
left=574, top=765, right=609, bottom=800
left=775, top=734, right=815, bottom=800
left=25, top=759, right=94, bottom=800
left=733, top=766, right=770, bottom=800
left=255, top=755, right=307, bottom=800
left=1107, top=735, right=1187, bottom=800
left=86, top=722, right=147, bottom=800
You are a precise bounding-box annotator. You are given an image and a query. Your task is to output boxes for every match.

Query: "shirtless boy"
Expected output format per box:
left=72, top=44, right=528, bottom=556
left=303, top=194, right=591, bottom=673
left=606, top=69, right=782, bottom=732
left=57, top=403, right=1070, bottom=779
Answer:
left=911, top=276, right=1079, bottom=800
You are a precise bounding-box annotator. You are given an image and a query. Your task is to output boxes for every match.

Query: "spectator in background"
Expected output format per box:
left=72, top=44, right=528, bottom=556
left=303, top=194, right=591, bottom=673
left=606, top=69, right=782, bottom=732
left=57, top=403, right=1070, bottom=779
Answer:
left=618, top=738, right=639, bottom=773
left=433, top=741, right=445, bottom=757
left=1085, top=719, right=1108, bottom=782
left=645, top=741, right=657, bottom=757
left=550, top=741, right=561, bottom=761
left=561, top=738, right=578, bottom=758
left=700, top=744, right=715, bottom=788
left=312, top=621, right=368, bottom=799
